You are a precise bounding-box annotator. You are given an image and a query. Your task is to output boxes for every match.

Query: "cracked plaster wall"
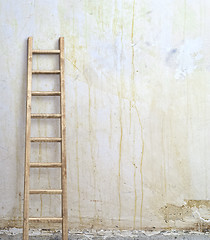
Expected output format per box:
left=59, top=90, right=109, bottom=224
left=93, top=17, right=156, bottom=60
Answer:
left=0, top=0, right=209, bottom=232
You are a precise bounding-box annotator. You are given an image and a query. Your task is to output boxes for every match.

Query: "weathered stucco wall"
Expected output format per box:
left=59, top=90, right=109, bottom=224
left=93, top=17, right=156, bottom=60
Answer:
left=0, top=0, right=209, bottom=231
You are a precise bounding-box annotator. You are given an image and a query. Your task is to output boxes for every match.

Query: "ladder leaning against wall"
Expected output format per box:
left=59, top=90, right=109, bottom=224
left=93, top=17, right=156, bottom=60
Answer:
left=23, top=37, right=68, bottom=240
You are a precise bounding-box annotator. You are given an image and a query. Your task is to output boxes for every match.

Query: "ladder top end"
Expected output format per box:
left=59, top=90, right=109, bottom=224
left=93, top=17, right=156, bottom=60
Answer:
left=59, top=37, right=64, bottom=43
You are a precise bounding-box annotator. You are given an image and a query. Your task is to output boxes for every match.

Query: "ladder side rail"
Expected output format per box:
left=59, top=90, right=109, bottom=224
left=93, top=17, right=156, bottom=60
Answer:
left=60, top=37, right=68, bottom=240
left=23, top=37, right=33, bottom=240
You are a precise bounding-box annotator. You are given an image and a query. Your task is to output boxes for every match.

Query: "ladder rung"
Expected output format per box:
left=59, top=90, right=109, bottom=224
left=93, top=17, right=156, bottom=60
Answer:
left=32, top=70, right=60, bottom=74
left=33, top=50, right=60, bottom=54
left=31, top=113, right=61, bottom=118
left=30, top=137, right=62, bottom=142
left=32, top=91, right=61, bottom=96
left=29, top=190, right=62, bottom=194
left=29, top=218, right=62, bottom=223
left=30, top=162, right=62, bottom=168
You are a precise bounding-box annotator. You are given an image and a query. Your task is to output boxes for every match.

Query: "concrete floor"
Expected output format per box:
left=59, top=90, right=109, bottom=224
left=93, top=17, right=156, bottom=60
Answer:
left=0, top=230, right=209, bottom=240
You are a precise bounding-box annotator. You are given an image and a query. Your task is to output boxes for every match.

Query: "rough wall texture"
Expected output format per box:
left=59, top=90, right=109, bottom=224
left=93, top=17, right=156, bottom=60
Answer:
left=0, top=0, right=209, bottom=232
left=0, top=229, right=210, bottom=240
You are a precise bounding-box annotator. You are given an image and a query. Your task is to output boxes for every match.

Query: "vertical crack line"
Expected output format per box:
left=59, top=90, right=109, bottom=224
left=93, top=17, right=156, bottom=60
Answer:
left=135, top=106, right=144, bottom=229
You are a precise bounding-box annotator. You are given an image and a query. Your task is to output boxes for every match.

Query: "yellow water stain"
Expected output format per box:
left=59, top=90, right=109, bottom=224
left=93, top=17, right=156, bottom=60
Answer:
left=130, top=105, right=137, bottom=228
left=40, top=195, right=43, bottom=217
left=112, top=0, right=118, bottom=36
left=183, top=0, right=187, bottom=43
left=109, top=110, right=112, bottom=148
left=134, top=106, right=144, bottom=229
left=46, top=144, right=52, bottom=214
left=88, top=85, right=97, bottom=218
left=130, top=0, right=139, bottom=228
left=18, top=193, right=21, bottom=216
left=98, top=0, right=104, bottom=32
left=75, top=84, right=82, bottom=223
left=131, top=0, right=136, bottom=101
left=118, top=93, right=123, bottom=223
left=36, top=54, right=41, bottom=182
left=161, top=116, right=167, bottom=196
left=129, top=0, right=136, bottom=134
left=38, top=120, right=42, bottom=182
left=59, top=2, right=77, bottom=72
left=134, top=166, right=137, bottom=228
left=58, top=3, right=78, bottom=74
left=66, top=56, right=81, bottom=73
left=14, top=94, right=21, bottom=217
left=129, top=101, right=132, bottom=133
left=9, top=18, right=18, bottom=35
left=71, top=8, right=77, bottom=72
left=133, top=127, right=137, bottom=228
left=131, top=0, right=135, bottom=43
left=84, top=0, right=88, bottom=49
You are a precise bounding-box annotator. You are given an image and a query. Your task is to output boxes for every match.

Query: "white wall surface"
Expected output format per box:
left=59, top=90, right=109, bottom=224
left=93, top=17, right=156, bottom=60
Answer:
left=0, top=0, right=209, bottom=231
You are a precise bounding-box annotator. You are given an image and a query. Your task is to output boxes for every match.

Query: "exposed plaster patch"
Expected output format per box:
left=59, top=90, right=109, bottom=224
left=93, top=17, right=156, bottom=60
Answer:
left=160, top=200, right=210, bottom=228
left=160, top=203, right=192, bottom=222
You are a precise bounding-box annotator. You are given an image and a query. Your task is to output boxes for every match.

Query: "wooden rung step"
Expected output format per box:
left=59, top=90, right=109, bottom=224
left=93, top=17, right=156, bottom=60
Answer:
left=33, top=50, right=60, bottom=54
left=29, top=218, right=62, bottom=223
left=32, top=70, right=60, bottom=74
left=30, top=162, right=62, bottom=168
left=32, top=91, right=61, bottom=96
left=29, top=190, right=62, bottom=194
left=31, top=113, right=61, bottom=118
left=30, top=137, right=62, bottom=142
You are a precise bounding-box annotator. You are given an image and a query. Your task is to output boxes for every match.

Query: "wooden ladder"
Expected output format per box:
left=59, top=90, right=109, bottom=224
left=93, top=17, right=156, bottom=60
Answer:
left=23, top=37, right=68, bottom=240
